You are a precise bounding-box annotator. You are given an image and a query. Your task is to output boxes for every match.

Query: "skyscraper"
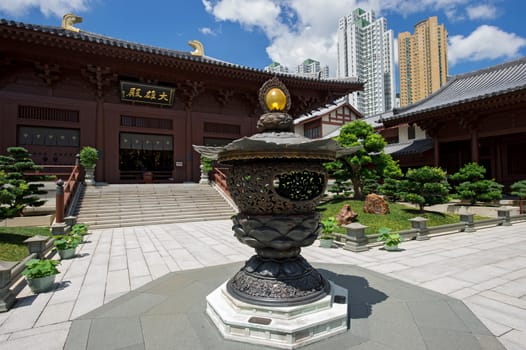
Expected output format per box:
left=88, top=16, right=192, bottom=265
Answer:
left=296, top=58, right=329, bottom=78
left=337, top=8, right=396, bottom=116
left=398, top=16, right=448, bottom=107
left=264, top=61, right=289, bottom=74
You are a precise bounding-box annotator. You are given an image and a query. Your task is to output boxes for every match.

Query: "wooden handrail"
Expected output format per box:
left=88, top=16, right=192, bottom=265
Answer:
left=63, top=165, right=80, bottom=215
left=212, top=167, right=231, bottom=198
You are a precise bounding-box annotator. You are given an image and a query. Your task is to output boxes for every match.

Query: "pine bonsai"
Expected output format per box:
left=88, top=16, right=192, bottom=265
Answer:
left=510, top=180, right=526, bottom=199
left=450, top=163, right=503, bottom=205
left=0, top=147, right=47, bottom=219
left=399, top=166, right=450, bottom=212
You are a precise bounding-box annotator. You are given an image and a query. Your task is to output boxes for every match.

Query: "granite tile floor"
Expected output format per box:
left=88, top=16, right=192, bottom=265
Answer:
left=0, top=220, right=525, bottom=349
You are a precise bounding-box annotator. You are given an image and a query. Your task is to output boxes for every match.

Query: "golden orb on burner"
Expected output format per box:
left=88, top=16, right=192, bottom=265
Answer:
left=265, top=88, right=287, bottom=112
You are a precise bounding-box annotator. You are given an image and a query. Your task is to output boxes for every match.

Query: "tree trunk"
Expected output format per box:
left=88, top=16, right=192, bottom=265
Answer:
left=352, top=176, right=364, bottom=200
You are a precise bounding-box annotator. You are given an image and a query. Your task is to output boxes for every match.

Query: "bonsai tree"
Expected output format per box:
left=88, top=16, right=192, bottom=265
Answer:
left=377, top=227, right=401, bottom=250
left=0, top=147, right=47, bottom=219
left=450, top=162, right=503, bottom=204
left=79, top=146, right=99, bottom=168
left=399, top=166, right=450, bottom=212
left=325, top=120, right=393, bottom=200
left=378, top=159, right=404, bottom=201
left=510, top=180, right=526, bottom=199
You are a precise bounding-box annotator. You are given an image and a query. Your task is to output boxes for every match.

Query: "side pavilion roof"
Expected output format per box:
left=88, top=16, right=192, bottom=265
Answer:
left=383, top=57, right=526, bottom=127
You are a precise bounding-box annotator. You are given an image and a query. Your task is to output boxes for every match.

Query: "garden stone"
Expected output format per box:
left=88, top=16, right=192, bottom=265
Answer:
left=363, top=193, right=390, bottom=215
left=336, top=204, right=358, bottom=225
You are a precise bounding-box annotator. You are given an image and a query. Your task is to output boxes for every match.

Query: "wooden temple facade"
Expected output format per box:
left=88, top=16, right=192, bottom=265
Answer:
left=383, top=58, right=526, bottom=188
left=0, top=17, right=362, bottom=183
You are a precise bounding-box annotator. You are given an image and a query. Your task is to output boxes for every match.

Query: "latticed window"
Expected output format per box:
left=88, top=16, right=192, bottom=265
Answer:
left=120, top=115, right=172, bottom=130
left=18, top=126, right=80, bottom=147
left=18, top=105, right=79, bottom=122
left=204, top=122, right=240, bottom=135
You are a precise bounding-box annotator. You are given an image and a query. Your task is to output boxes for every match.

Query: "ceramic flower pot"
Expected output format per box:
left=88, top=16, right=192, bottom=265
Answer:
left=26, top=275, right=56, bottom=293
left=319, top=239, right=333, bottom=248
left=58, top=247, right=76, bottom=259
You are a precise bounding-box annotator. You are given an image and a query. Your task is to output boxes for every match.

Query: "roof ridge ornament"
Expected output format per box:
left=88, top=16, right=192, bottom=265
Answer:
left=61, top=13, right=83, bottom=32
left=188, top=40, right=204, bottom=57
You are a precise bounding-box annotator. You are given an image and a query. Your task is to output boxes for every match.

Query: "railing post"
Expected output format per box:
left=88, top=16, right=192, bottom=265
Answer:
left=0, top=262, right=17, bottom=312
left=497, top=208, right=512, bottom=226
left=51, top=179, right=67, bottom=235
left=55, top=179, right=64, bottom=224
left=64, top=216, right=77, bottom=227
left=410, top=217, right=429, bottom=240
left=343, top=222, right=369, bottom=252
left=459, top=213, right=476, bottom=232
left=23, top=235, right=51, bottom=259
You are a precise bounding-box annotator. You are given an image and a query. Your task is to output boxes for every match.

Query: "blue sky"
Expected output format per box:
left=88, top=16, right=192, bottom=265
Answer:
left=1, top=0, right=525, bottom=79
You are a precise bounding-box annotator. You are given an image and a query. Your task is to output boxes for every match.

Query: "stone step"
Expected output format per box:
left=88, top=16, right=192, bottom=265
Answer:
left=79, top=211, right=234, bottom=229
left=78, top=198, right=229, bottom=209
left=77, top=204, right=232, bottom=215
left=75, top=183, right=235, bottom=228
left=77, top=208, right=234, bottom=221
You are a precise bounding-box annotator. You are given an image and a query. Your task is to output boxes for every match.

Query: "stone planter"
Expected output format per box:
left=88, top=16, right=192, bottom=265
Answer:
left=384, top=244, right=399, bottom=251
left=319, top=239, right=333, bottom=248
left=58, top=247, right=76, bottom=260
left=26, top=275, right=56, bottom=293
left=84, top=166, right=96, bottom=186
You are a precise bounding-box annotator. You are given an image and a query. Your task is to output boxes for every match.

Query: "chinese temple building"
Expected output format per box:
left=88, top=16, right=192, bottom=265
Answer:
left=0, top=15, right=362, bottom=183
left=382, top=57, right=526, bottom=188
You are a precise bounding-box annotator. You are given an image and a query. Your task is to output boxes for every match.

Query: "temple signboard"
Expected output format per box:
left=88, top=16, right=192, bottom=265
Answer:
left=120, top=81, right=175, bottom=106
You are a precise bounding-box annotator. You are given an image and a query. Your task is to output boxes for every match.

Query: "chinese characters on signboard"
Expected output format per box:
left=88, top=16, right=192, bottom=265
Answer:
left=120, top=81, right=175, bottom=106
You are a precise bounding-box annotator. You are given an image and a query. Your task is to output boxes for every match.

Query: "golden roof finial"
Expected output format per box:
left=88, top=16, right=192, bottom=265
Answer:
left=62, top=13, right=83, bottom=32
left=188, top=40, right=204, bottom=57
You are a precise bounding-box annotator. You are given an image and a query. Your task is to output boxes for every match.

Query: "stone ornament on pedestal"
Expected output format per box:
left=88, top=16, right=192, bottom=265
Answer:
left=194, top=77, right=359, bottom=348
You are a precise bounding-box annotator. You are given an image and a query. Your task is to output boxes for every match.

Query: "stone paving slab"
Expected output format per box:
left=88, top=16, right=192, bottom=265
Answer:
left=0, top=220, right=525, bottom=349
left=64, top=263, right=503, bottom=350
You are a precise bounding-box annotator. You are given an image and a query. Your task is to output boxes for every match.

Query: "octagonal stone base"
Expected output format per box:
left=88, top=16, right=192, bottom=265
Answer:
left=206, top=281, right=348, bottom=349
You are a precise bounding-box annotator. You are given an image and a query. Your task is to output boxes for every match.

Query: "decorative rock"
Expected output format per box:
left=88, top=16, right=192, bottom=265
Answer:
left=336, top=204, right=358, bottom=225
left=363, top=194, right=390, bottom=215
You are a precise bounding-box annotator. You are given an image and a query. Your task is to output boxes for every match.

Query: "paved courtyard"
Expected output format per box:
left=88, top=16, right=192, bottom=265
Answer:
left=0, top=220, right=525, bottom=349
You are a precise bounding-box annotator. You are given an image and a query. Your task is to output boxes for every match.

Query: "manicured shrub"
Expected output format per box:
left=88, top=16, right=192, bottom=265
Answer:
left=399, top=166, right=450, bottom=212
left=450, top=162, right=503, bottom=204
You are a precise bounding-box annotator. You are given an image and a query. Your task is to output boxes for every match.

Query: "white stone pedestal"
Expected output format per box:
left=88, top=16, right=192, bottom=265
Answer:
left=206, top=281, right=348, bottom=349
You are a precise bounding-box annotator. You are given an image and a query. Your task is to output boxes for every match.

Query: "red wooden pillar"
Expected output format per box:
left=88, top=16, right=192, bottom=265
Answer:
left=434, top=138, right=440, bottom=167
left=471, top=129, right=479, bottom=163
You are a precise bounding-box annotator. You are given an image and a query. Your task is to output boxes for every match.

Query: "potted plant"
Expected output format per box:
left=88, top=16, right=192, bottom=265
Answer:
left=199, top=155, right=213, bottom=184
left=22, top=258, right=60, bottom=293
left=319, top=216, right=338, bottom=248
left=53, top=234, right=81, bottom=259
left=377, top=227, right=401, bottom=251
left=79, top=146, right=99, bottom=185
left=71, top=223, right=89, bottom=240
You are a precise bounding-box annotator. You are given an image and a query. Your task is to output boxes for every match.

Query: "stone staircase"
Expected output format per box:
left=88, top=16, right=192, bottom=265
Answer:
left=74, top=183, right=236, bottom=229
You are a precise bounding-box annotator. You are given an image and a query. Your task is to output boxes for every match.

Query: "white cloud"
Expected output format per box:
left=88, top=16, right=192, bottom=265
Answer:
left=0, top=0, right=90, bottom=17
left=466, top=4, right=498, bottom=20
left=202, top=0, right=520, bottom=75
left=199, top=27, right=216, bottom=36
left=448, top=25, right=526, bottom=65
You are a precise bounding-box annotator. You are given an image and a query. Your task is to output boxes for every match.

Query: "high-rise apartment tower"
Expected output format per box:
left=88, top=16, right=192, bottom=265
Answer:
left=337, top=8, right=396, bottom=116
left=398, top=16, right=448, bottom=107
